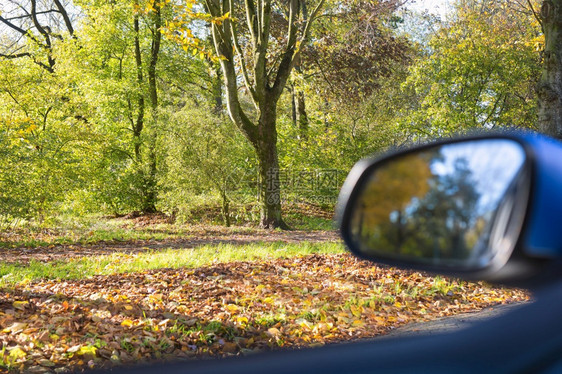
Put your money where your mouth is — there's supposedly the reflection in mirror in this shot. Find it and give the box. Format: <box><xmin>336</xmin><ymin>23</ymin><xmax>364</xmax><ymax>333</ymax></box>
<box><xmin>349</xmin><ymin>140</ymin><xmax>529</xmax><ymax>269</ymax></box>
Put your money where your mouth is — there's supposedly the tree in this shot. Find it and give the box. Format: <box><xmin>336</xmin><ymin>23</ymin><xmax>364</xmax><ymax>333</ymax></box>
<box><xmin>286</xmin><ymin>0</ymin><xmax>411</xmax><ymax>140</ymax></box>
<box><xmin>160</xmin><ymin>105</ymin><xmax>254</xmax><ymax>226</ymax></box>
<box><xmin>537</xmin><ymin>0</ymin><xmax>562</xmax><ymax>138</ymax></box>
<box><xmin>405</xmin><ymin>0</ymin><xmax>541</xmax><ymax>137</ymax></box>
<box><xmin>67</xmin><ymin>0</ymin><xmax>175</xmax><ymax>213</ymax></box>
<box><xmin>408</xmin><ymin>157</ymin><xmax>480</xmax><ymax>260</ymax></box>
<box><xmin>132</xmin><ymin>0</ymin><xmax>163</xmax><ymax>213</ymax></box>
<box><xmin>203</xmin><ymin>0</ymin><xmax>325</xmax><ymax>229</ymax></box>
<box><xmin>303</xmin><ymin>0</ymin><xmax>411</xmax><ymax>104</ymax></box>
<box><xmin>0</xmin><ymin>1</ymin><xmax>101</xmax><ymax>220</ymax></box>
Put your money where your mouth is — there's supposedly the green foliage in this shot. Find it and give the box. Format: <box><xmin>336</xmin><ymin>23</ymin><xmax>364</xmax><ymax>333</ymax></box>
<box><xmin>403</xmin><ymin>0</ymin><xmax>541</xmax><ymax>136</ymax></box>
<box><xmin>277</xmin><ymin>63</ymin><xmax>410</xmax><ymax>174</ymax></box>
<box><xmin>159</xmin><ymin>105</ymin><xmax>255</xmax><ymax>223</ymax></box>
<box><xmin>0</xmin><ymin>55</ymin><xmax>103</xmax><ymax>219</ymax></box>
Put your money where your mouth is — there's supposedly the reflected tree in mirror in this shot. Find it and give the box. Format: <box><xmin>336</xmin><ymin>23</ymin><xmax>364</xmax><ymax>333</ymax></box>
<box><xmin>349</xmin><ymin>140</ymin><xmax>527</xmax><ymax>269</ymax></box>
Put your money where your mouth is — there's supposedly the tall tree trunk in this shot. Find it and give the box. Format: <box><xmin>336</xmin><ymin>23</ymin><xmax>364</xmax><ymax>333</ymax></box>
<box><xmin>296</xmin><ymin>90</ymin><xmax>309</xmax><ymax>139</ymax></box>
<box><xmin>291</xmin><ymin>83</ymin><xmax>297</xmax><ymax>127</ymax></box>
<box><xmin>141</xmin><ymin>0</ymin><xmax>162</xmax><ymax>214</ymax></box>
<box><xmin>255</xmin><ymin>103</ymin><xmax>289</xmax><ymax>229</ymax></box>
<box><xmin>133</xmin><ymin>8</ymin><xmax>145</xmax><ymax>160</ymax></box>
<box><xmin>538</xmin><ymin>0</ymin><xmax>562</xmax><ymax>138</ymax></box>
<box><xmin>212</xmin><ymin>64</ymin><xmax>223</xmax><ymax>115</ymax></box>
<box><xmin>133</xmin><ymin>8</ymin><xmax>156</xmax><ymax>213</ymax></box>
<box><xmin>293</xmin><ymin>53</ymin><xmax>308</xmax><ymax>139</ymax></box>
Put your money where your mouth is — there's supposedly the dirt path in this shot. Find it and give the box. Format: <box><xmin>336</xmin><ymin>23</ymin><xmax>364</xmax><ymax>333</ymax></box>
<box><xmin>0</xmin><ymin>230</ymin><xmax>341</xmax><ymax>264</ymax></box>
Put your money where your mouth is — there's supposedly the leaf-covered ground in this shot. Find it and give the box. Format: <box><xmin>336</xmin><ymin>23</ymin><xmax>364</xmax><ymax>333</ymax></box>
<box><xmin>0</xmin><ymin>252</ymin><xmax>529</xmax><ymax>373</ymax></box>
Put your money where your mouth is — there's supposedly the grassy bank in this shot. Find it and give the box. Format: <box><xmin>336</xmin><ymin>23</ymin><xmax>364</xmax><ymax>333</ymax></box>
<box><xmin>0</xmin><ymin>242</ymin><xmax>344</xmax><ymax>286</ymax></box>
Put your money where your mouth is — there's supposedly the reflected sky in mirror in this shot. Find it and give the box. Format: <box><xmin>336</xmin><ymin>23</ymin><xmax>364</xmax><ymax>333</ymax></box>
<box><xmin>350</xmin><ymin>139</ymin><xmax>527</xmax><ymax>268</ymax></box>
<box><xmin>432</xmin><ymin>141</ymin><xmax>525</xmax><ymax>213</ymax></box>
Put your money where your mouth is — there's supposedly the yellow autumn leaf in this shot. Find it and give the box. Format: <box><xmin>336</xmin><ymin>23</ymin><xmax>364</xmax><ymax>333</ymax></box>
<box><xmin>352</xmin><ymin>319</ymin><xmax>365</xmax><ymax>327</ymax></box>
<box><xmin>350</xmin><ymin>305</ymin><xmax>363</xmax><ymax>318</ymax></box>
<box><xmin>77</xmin><ymin>345</ymin><xmax>97</xmax><ymax>356</ymax></box>
<box><xmin>225</xmin><ymin>304</ymin><xmax>239</xmax><ymax>313</ymax></box>
<box><xmin>121</xmin><ymin>319</ymin><xmax>134</xmax><ymax>328</ymax></box>
<box><xmin>12</xmin><ymin>301</ymin><xmax>28</xmax><ymax>310</ymax></box>
<box><xmin>8</xmin><ymin>346</ymin><xmax>26</xmax><ymax>361</ymax></box>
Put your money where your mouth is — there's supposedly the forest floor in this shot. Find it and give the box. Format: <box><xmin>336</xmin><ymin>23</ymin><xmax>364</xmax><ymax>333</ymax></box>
<box><xmin>0</xmin><ymin>227</ymin><xmax>340</xmax><ymax>264</ymax></box>
<box><xmin>0</xmin><ymin>214</ymin><xmax>530</xmax><ymax>373</ymax></box>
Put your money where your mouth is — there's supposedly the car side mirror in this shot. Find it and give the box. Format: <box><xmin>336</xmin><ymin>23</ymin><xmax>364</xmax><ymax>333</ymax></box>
<box><xmin>337</xmin><ymin>133</ymin><xmax>562</xmax><ymax>286</ymax></box>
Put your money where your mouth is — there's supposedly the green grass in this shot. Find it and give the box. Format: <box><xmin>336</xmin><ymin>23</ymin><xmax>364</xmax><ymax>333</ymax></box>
<box><xmin>0</xmin><ymin>229</ymin><xmax>186</xmax><ymax>249</ymax></box>
<box><xmin>0</xmin><ymin>241</ymin><xmax>345</xmax><ymax>287</ymax></box>
<box><xmin>284</xmin><ymin>215</ymin><xmax>335</xmax><ymax>231</ymax></box>
<box><xmin>0</xmin><ymin>217</ymin><xmax>194</xmax><ymax>249</ymax></box>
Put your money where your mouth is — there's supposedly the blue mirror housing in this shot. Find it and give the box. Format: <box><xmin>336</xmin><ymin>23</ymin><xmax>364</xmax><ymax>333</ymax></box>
<box><xmin>520</xmin><ymin>134</ymin><xmax>562</xmax><ymax>257</ymax></box>
<box><xmin>337</xmin><ymin>131</ymin><xmax>562</xmax><ymax>285</ymax></box>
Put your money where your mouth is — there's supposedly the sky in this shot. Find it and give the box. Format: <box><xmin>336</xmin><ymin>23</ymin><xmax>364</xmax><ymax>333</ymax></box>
<box><xmin>408</xmin><ymin>0</ymin><xmax>452</xmax><ymax>18</ymax></box>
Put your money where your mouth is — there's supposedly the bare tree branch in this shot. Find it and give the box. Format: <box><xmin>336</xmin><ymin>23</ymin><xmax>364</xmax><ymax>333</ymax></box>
<box><xmin>52</xmin><ymin>0</ymin><xmax>75</xmax><ymax>35</ymax></box>
<box><xmin>253</xmin><ymin>0</ymin><xmax>271</xmax><ymax>102</ymax></box>
<box><xmin>30</xmin><ymin>0</ymin><xmax>52</xmax><ymax>43</ymax></box>
<box><xmin>207</xmin><ymin>0</ymin><xmax>258</xmax><ymax>143</ymax></box>
<box><xmin>244</xmin><ymin>0</ymin><xmax>258</xmax><ymax>43</ymax></box>
<box><xmin>0</xmin><ymin>15</ymin><xmax>28</xmax><ymax>35</ymax></box>
<box><xmin>4</xmin><ymin>10</ymin><xmax>58</xmax><ymax>21</ymax></box>
<box><xmin>271</xmin><ymin>0</ymin><xmax>324</xmax><ymax>101</ymax></box>
<box><xmin>0</xmin><ymin>52</ymin><xmax>31</xmax><ymax>59</ymax></box>
<box><xmin>526</xmin><ymin>0</ymin><xmax>543</xmax><ymax>29</ymax></box>
<box><xmin>229</xmin><ymin>0</ymin><xmax>259</xmax><ymax>107</ymax></box>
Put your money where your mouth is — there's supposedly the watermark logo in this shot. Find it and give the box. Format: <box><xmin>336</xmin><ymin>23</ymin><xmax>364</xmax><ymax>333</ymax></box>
<box><xmin>223</xmin><ymin>168</ymin><xmax>343</xmax><ymax>205</ymax></box>
<box><xmin>265</xmin><ymin>168</ymin><xmax>343</xmax><ymax>193</ymax></box>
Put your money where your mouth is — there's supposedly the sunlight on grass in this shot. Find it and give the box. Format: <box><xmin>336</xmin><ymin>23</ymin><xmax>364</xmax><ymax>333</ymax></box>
<box><xmin>0</xmin><ymin>242</ymin><xmax>345</xmax><ymax>286</ymax></box>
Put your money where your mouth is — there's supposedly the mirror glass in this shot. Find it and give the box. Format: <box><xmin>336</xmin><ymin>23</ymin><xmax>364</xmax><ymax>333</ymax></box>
<box><xmin>348</xmin><ymin>139</ymin><xmax>528</xmax><ymax>270</ymax></box>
